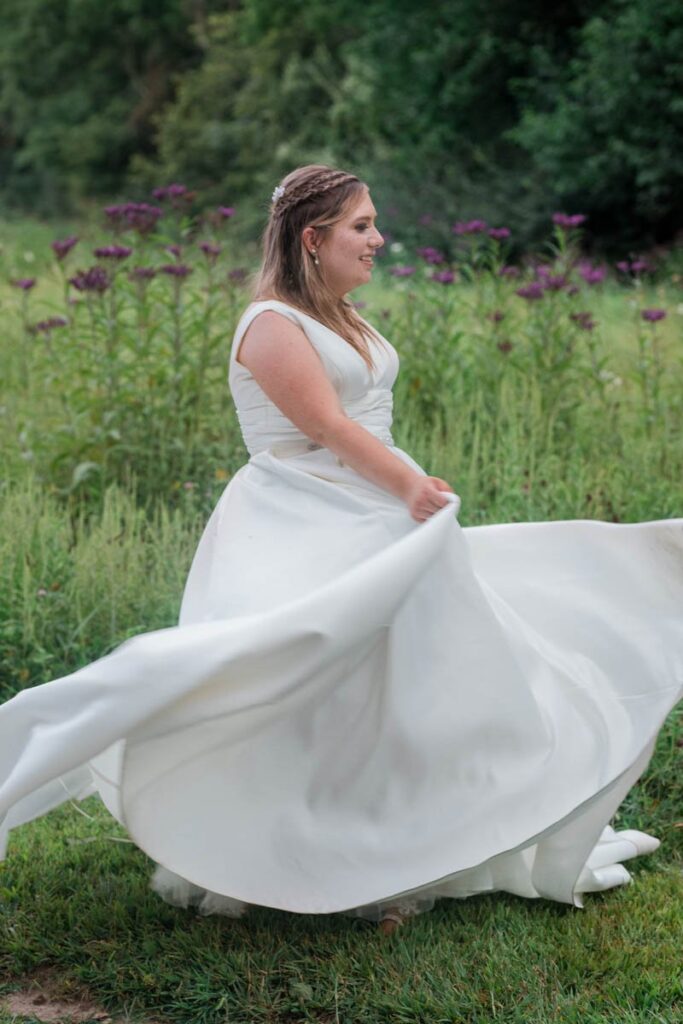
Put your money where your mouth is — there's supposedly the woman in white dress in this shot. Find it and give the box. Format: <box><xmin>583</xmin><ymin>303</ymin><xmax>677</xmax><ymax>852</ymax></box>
<box><xmin>1</xmin><ymin>164</ymin><xmax>681</xmax><ymax>936</ymax></box>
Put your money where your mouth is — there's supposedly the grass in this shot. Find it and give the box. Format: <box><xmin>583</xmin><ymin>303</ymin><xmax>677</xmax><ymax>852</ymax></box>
<box><xmin>1</xmin><ymin>796</ymin><xmax>682</xmax><ymax>1024</ymax></box>
<box><xmin>0</xmin><ymin>216</ymin><xmax>682</xmax><ymax>1022</ymax></box>
<box><xmin>0</xmin><ymin>480</ymin><xmax>203</xmax><ymax>702</ymax></box>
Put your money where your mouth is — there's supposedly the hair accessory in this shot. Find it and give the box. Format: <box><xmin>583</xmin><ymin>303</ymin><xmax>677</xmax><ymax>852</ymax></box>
<box><xmin>271</xmin><ymin>185</ymin><xmax>286</xmax><ymax>205</ymax></box>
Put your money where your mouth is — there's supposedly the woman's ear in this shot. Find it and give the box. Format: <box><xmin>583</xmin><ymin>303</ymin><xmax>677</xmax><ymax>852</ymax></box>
<box><xmin>301</xmin><ymin>225</ymin><xmax>319</xmax><ymax>256</ymax></box>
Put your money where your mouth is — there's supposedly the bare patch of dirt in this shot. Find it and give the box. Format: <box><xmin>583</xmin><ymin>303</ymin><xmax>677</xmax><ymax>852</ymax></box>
<box><xmin>2</xmin><ymin>968</ymin><xmax>167</xmax><ymax>1024</ymax></box>
<box><xmin>2</xmin><ymin>987</ymin><xmax>111</xmax><ymax>1023</ymax></box>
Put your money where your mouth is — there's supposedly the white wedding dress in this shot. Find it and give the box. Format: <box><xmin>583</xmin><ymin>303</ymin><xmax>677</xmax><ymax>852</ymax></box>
<box><xmin>1</xmin><ymin>299</ymin><xmax>682</xmax><ymax>923</ymax></box>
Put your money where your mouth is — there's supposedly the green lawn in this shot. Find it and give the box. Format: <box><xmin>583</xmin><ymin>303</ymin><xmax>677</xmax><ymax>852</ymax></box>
<box><xmin>1</xmin><ymin>793</ymin><xmax>682</xmax><ymax>1024</ymax></box>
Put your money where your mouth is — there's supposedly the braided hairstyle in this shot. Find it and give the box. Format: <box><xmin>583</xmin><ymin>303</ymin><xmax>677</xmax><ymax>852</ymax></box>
<box><xmin>252</xmin><ymin>164</ymin><xmax>382</xmax><ymax>368</ymax></box>
<box><xmin>270</xmin><ymin>167</ymin><xmax>358</xmax><ymax>218</ymax></box>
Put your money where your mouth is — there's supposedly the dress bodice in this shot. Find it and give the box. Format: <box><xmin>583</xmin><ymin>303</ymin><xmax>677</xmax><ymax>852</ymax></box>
<box><xmin>229</xmin><ymin>300</ymin><xmax>399</xmax><ymax>456</ymax></box>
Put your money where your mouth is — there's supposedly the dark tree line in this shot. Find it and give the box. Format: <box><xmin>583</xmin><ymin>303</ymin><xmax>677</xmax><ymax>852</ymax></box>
<box><xmin>1</xmin><ymin>0</ymin><xmax>681</xmax><ymax>251</ymax></box>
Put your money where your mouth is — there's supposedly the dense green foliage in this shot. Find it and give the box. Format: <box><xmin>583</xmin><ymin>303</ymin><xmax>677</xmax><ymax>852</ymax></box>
<box><xmin>1</xmin><ymin>1</ymin><xmax>681</xmax><ymax>251</ymax></box>
<box><xmin>511</xmin><ymin>0</ymin><xmax>683</xmax><ymax>249</ymax></box>
<box><xmin>0</xmin><ymin>0</ymin><xmax>225</xmax><ymax>209</ymax></box>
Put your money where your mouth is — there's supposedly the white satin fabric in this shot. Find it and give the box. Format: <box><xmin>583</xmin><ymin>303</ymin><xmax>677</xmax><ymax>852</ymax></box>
<box><xmin>1</xmin><ymin>299</ymin><xmax>681</xmax><ymax>921</ymax></box>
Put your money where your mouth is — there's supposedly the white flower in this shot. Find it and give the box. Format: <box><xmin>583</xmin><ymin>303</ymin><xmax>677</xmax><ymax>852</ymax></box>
<box><xmin>271</xmin><ymin>185</ymin><xmax>286</xmax><ymax>204</ymax></box>
<box><xmin>389</xmin><ymin>242</ymin><xmax>404</xmax><ymax>254</ymax></box>
<box><xmin>598</xmin><ymin>370</ymin><xmax>623</xmax><ymax>388</ymax></box>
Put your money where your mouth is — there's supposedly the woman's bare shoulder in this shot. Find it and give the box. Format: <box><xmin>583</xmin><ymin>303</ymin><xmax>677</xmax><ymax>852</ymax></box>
<box><xmin>237</xmin><ymin>307</ymin><xmax>314</xmax><ymax>372</ymax></box>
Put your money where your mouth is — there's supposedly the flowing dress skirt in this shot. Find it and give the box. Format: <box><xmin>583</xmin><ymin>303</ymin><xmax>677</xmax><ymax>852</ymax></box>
<box><xmin>1</xmin><ymin>446</ymin><xmax>681</xmax><ymax>917</ymax></box>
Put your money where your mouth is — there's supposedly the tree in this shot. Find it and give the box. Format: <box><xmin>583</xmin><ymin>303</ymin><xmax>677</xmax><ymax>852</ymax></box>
<box><xmin>0</xmin><ymin>0</ymin><xmax>223</xmax><ymax>210</ymax></box>
<box><xmin>510</xmin><ymin>0</ymin><xmax>683</xmax><ymax>247</ymax></box>
<box><xmin>141</xmin><ymin>1</ymin><xmax>600</xmax><ymax>244</ymax></box>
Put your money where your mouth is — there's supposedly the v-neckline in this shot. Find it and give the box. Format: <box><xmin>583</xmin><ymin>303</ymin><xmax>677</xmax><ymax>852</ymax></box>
<box><xmin>248</xmin><ymin>299</ymin><xmax>381</xmax><ymax>386</ymax></box>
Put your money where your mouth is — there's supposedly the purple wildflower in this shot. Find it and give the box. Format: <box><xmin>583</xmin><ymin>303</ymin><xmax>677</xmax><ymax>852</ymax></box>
<box><xmin>578</xmin><ymin>262</ymin><xmax>607</xmax><ymax>285</ymax></box>
<box><xmin>489</xmin><ymin>310</ymin><xmax>506</xmax><ymax>323</ymax></box>
<box><xmin>515</xmin><ymin>282</ymin><xmax>545</xmax><ymax>301</ymax></box>
<box><xmin>565</xmin><ymin>285</ymin><xmax>580</xmax><ymax>297</ymax></box>
<box><xmin>552</xmin><ymin>213</ymin><xmax>587</xmax><ymax>229</ymax></box>
<box><xmin>152</xmin><ymin>183</ymin><xmax>189</xmax><ymax>201</ymax></box>
<box><xmin>497</xmin><ymin>340</ymin><xmax>513</xmax><ymax>355</ymax></box>
<box><xmin>390</xmin><ymin>265</ymin><xmax>416</xmax><ymax>277</ymax></box>
<box><xmin>51</xmin><ymin>236</ymin><xmax>79</xmax><ymax>261</ymax></box>
<box><xmin>641</xmin><ymin>309</ymin><xmax>667</xmax><ymax>322</ymax></box>
<box><xmin>453</xmin><ymin>219</ymin><xmax>487</xmax><ymax>235</ymax></box>
<box><xmin>418</xmin><ymin>214</ymin><xmax>433</xmax><ymax>226</ymax></box>
<box><xmin>431</xmin><ymin>269</ymin><xmax>455</xmax><ymax>285</ymax></box>
<box><xmin>228</xmin><ymin>268</ymin><xmax>248</xmax><ymax>284</ymax></box>
<box><xmin>11</xmin><ymin>278</ymin><xmax>36</xmax><ymax>291</ymax></box>
<box><xmin>128</xmin><ymin>266</ymin><xmax>157</xmax><ymax>282</ymax></box>
<box><xmin>488</xmin><ymin>227</ymin><xmax>511</xmax><ymax>240</ymax></box>
<box><xmin>569</xmin><ymin>311</ymin><xmax>596</xmax><ymax>331</ymax></box>
<box><xmin>617</xmin><ymin>258</ymin><xmax>651</xmax><ymax>275</ymax></box>
<box><xmin>104</xmin><ymin>202</ymin><xmax>163</xmax><ymax>235</ymax></box>
<box><xmin>165</xmin><ymin>244</ymin><xmax>182</xmax><ymax>259</ymax></box>
<box><xmin>93</xmin><ymin>244</ymin><xmax>132</xmax><ymax>260</ymax></box>
<box><xmin>29</xmin><ymin>316</ymin><xmax>68</xmax><ymax>334</ymax></box>
<box><xmin>544</xmin><ymin>274</ymin><xmax>568</xmax><ymax>291</ymax></box>
<box><xmin>199</xmin><ymin>241</ymin><xmax>222</xmax><ymax>262</ymax></box>
<box><xmin>498</xmin><ymin>265</ymin><xmax>520</xmax><ymax>278</ymax></box>
<box><xmin>417</xmin><ymin>246</ymin><xmax>445</xmax><ymax>265</ymax></box>
<box><xmin>217</xmin><ymin>206</ymin><xmax>235</xmax><ymax>219</ymax></box>
<box><xmin>160</xmin><ymin>264</ymin><xmax>193</xmax><ymax>279</ymax></box>
<box><xmin>69</xmin><ymin>267</ymin><xmax>110</xmax><ymax>293</ymax></box>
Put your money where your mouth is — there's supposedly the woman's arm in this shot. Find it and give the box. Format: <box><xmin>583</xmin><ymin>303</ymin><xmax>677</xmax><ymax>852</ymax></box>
<box><xmin>237</xmin><ymin>311</ymin><xmax>454</xmax><ymax>521</ymax></box>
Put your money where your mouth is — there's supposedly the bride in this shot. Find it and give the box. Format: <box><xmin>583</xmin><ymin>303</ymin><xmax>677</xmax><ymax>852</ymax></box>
<box><xmin>1</xmin><ymin>164</ymin><xmax>681</xmax><ymax>936</ymax></box>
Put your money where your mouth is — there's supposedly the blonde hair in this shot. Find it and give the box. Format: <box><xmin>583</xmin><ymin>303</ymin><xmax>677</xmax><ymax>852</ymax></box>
<box><xmin>252</xmin><ymin>164</ymin><xmax>381</xmax><ymax>369</ymax></box>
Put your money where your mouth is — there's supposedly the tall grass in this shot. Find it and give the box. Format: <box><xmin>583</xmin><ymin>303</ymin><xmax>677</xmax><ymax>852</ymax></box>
<box><xmin>0</xmin><ymin>479</ymin><xmax>203</xmax><ymax>701</ymax></box>
<box><xmin>1</xmin><ymin>210</ymin><xmax>681</xmax><ymax>517</ymax></box>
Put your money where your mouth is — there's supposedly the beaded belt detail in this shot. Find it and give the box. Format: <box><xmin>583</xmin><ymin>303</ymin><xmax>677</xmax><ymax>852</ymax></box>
<box><xmin>269</xmin><ymin>439</ymin><xmax>325</xmax><ymax>457</ymax></box>
<box><xmin>268</xmin><ymin>433</ymin><xmax>395</xmax><ymax>459</ymax></box>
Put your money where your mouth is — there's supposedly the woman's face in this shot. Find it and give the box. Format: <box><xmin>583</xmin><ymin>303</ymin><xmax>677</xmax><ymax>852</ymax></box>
<box><xmin>310</xmin><ymin>189</ymin><xmax>384</xmax><ymax>297</ymax></box>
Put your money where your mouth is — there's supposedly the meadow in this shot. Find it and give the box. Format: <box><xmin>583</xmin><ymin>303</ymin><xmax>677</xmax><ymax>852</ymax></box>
<box><xmin>0</xmin><ymin>199</ymin><xmax>681</xmax><ymax>1023</ymax></box>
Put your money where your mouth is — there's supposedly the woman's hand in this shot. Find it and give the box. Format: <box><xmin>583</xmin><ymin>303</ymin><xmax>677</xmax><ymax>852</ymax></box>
<box><xmin>405</xmin><ymin>476</ymin><xmax>455</xmax><ymax>523</ymax></box>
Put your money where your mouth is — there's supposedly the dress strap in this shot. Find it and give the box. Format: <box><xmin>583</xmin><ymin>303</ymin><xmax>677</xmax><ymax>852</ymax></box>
<box><xmin>231</xmin><ymin>301</ymin><xmax>307</xmax><ymax>367</ymax></box>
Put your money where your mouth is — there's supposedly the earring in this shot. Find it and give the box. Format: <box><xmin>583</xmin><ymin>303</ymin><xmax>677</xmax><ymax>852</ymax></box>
<box><xmin>311</xmin><ymin>249</ymin><xmax>319</xmax><ymax>266</ymax></box>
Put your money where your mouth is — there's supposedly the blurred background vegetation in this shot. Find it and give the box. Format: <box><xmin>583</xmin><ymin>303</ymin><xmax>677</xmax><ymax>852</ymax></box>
<box><xmin>0</xmin><ymin>0</ymin><xmax>681</xmax><ymax>254</ymax></box>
